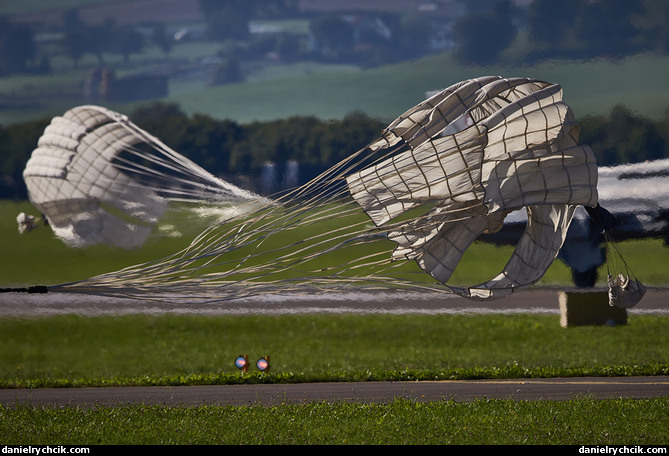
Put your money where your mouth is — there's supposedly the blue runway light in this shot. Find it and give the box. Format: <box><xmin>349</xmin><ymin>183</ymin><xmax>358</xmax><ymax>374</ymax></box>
<box><xmin>256</xmin><ymin>356</ymin><xmax>270</xmax><ymax>372</ymax></box>
<box><xmin>235</xmin><ymin>355</ymin><xmax>249</xmax><ymax>372</ymax></box>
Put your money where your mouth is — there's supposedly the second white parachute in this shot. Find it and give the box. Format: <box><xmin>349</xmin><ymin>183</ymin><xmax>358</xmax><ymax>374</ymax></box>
<box><xmin>23</xmin><ymin>105</ymin><xmax>262</xmax><ymax>248</ymax></box>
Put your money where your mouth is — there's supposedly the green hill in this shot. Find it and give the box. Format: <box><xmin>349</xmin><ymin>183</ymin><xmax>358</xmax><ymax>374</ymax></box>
<box><xmin>167</xmin><ymin>52</ymin><xmax>669</xmax><ymax>124</ymax></box>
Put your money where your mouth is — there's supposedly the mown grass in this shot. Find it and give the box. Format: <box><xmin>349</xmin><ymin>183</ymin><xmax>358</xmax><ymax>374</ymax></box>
<box><xmin>2</xmin><ymin>398</ymin><xmax>668</xmax><ymax>445</ymax></box>
<box><xmin>1</xmin><ymin>313</ymin><xmax>667</xmax><ymax>388</ymax></box>
<box><xmin>10</xmin><ymin>183</ymin><xmax>666</xmax><ymax>388</ymax></box>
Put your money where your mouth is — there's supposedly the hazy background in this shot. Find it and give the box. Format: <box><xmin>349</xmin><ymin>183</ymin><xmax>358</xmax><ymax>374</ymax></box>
<box><xmin>2</xmin><ymin>0</ymin><xmax>669</xmax><ymax>195</ymax></box>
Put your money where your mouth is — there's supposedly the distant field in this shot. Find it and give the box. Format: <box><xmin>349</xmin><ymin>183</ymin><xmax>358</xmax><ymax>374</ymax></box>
<box><xmin>0</xmin><ymin>0</ymin><xmax>109</xmax><ymax>16</ymax></box>
<box><xmin>170</xmin><ymin>52</ymin><xmax>669</xmax><ymax>124</ymax></box>
<box><xmin>2</xmin><ymin>44</ymin><xmax>669</xmax><ymax>126</ymax></box>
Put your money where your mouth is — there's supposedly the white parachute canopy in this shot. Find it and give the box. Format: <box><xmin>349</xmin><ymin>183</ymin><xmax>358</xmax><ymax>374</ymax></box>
<box><xmin>50</xmin><ymin>76</ymin><xmax>599</xmax><ymax>301</ymax></box>
<box><xmin>23</xmin><ymin>105</ymin><xmax>261</xmax><ymax>249</ymax></box>
<box><xmin>346</xmin><ymin>76</ymin><xmax>598</xmax><ymax>298</ymax></box>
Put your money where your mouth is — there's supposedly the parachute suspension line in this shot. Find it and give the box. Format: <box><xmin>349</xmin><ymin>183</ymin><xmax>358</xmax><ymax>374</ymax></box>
<box><xmin>103</xmin><ymin>126</ymin><xmax>243</xmax><ymax>201</ymax></box>
<box><xmin>95</xmin><ymin>104</ymin><xmax>262</xmax><ymax>203</ymax></box>
<box><xmin>281</xmin><ymin>138</ymin><xmax>412</xmax><ymax>212</ymax></box>
<box><xmin>603</xmin><ymin>230</ymin><xmax>636</xmax><ymax>283</ymax></box>
<box><xmin>111</xmin><ymin>152</ymin><xmax>225</xmax><ymax>201</ymax></box>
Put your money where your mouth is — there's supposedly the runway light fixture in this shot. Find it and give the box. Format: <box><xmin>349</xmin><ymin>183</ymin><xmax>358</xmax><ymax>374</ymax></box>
<box><xmin>235</xmin><ymin>355</ymin><xmax>249</xmax><ymax>373</ymax></box>
<box><xmin>256</xmin><ymin>356</ymin><xmax>270</xmax><ymax>372</ymax></box>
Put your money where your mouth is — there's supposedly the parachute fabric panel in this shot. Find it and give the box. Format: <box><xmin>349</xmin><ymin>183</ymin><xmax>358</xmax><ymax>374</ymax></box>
<box><xmin>23</xmin><ymin>105</ymin><xmax>261</xmax><ymax>248</ymax></box>
<box><xmin>346</xmin><ymin>77</ymin><xmax>598</xmax><ymax>298</ymax></box>
<box><xmin>48</xmin><ymin>77</ymin><xmax>599</xmax><ymax>302</ymax></box>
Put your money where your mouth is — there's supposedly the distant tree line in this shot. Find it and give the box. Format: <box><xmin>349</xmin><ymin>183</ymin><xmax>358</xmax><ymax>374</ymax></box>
<box><xmin>0</xmin><ymin>17</ymin><xmax>39</xmax><ymax>75</ymax></box>
<box><xmin>454</xmin><ymin>0</ymin><xmax>669</xmax><ymax>65</ymax></box>
<box><xmin>0</xmin><ymin>0</ymin><xmax>431</xmax><ymax>77</ymax></box>
<box><xmin>1</xmin><ymin>101</ymin><xmax>668</xmax><ymax>200</ymax></box>
<box><xmin>196</xmin><ymin>0</ymin><xmax>669</xmax><ymax>67</ymax></box>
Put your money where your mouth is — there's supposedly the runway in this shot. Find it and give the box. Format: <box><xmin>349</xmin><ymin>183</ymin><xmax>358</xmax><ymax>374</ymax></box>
<box><xmin>1</xmin><ymin>287</ymin><xmax>668</xmax><ymax>316</ymax></box>
<box><xmin>1</xmin><ymin>377</ymin><xmax>668</xmax><ymax>408</ymax></box>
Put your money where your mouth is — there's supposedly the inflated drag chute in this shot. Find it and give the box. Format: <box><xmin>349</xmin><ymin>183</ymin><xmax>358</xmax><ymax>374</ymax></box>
<box><xmin>41</xmin><ymin>77</ymin><xmax>623</xmax><ymax>304</ymax></box>
<box><xmin>23</xmin><ymin>105</ymin><xmax>260</xmax><ymax>248</ymax></box>
<box><xmin>346</xmin><ymin>76</ymin><xmax>598</xmax><ymax>298</ymax></box>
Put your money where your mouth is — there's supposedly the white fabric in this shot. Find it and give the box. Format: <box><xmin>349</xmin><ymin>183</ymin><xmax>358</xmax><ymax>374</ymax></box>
<box><xmin>23</xmin><ymin>105</ymin><xmax>260</xmax><ymax>248</ymax></box>
<box><xmin>347</xmin><ymin>77</ymin><xmax>598</xmax><ymax>298</ymax></box>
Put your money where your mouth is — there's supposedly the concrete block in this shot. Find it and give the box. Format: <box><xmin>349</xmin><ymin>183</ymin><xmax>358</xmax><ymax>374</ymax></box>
<box><xmin>558</xmin><ymin>291</ymin><xmax>627</xmax><ymax>327</ymax></box>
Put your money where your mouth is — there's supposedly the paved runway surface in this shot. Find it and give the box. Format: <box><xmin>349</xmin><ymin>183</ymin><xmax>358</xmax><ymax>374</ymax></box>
<box><xmin>1</xmin><ymin>377</ymin><xmax>668</xmax><ymax>407</ymax></box>
<box><xmin>1</xmin><ymin>287</ymin><xmax>668</xmax><ymax>316</ymax></box>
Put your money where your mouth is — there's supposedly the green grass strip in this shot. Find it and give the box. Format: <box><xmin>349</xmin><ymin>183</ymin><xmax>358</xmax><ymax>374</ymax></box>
<box><xmin>1</xmin><ymin>313</ymin><xmax>667</xmax><ymax>388</ymax></box>
<box><xmin>1</xmin><ymin>398</ymin><xmax>667</xmax><ymax>445</ymax></box>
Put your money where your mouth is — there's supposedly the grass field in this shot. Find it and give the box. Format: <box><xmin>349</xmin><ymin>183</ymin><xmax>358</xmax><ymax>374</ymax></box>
<box><xmin>1</xmin><ymin>313</ymin><xmax>667</xmax><ymax>388</ymax></box>
<box><xmin>169</xmin><ymin>51</ymin><xmax>669</xmax><ymax>124</ymax></box>
<box><xmin>2</xmin><ymin>398</ymin><xmax>667</xmax><ymax>445</ymax></box>
<box><xmin>1</xmin><ymin>197</ymin><xmax>668</xmax><ymax>445</ymax></box>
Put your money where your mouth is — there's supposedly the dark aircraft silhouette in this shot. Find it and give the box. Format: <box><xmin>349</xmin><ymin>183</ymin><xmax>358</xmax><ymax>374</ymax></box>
<box><xmin>482</xmin><ymin>158</ymin><xmax>669</xmax><ymax>287</ymax></box>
